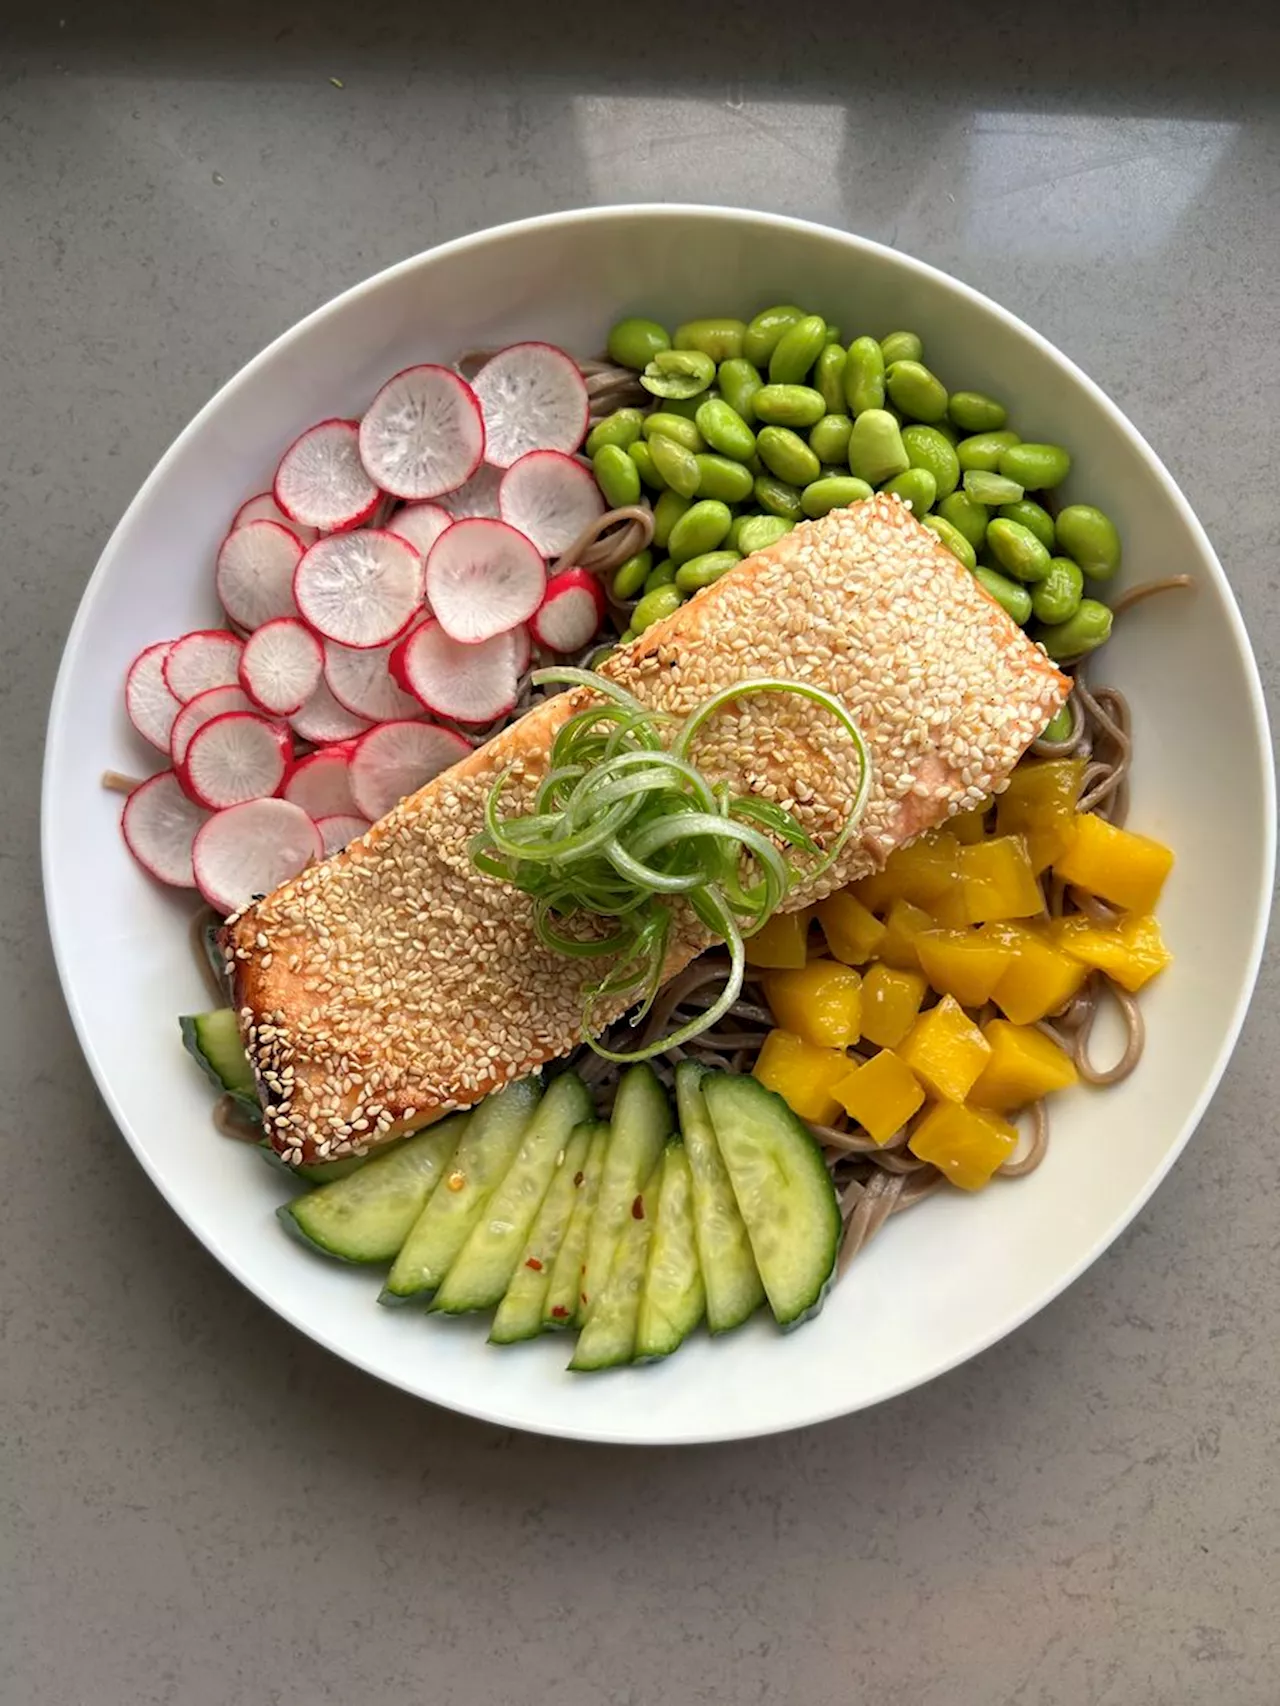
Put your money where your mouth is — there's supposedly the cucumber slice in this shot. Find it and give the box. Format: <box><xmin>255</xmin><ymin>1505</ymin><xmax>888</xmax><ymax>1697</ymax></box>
<box><xmin>259</xmin><ymin>1142</ymin><xmax>375</xmax><ymax>1186</ymax></box>
<box><xmin>636</xmin><ymin>1140</ymin><xmax>705</xmax><ymax>1361</ymax></box>
<box><xmin>675</xmin><ymin>1061</ymin><xmax>765</xmax><ymax>1333</ymax></box>
<box><xmin>542</xmin><ymin>1122</ymin><xmax>609</xmax><ymax>1329</ymax></box>
<box><xmin>569</xmin><ymin>1164</ymin><xmax>661</xmax><ymax>1371</ymax></box>
<box><xmin>431</xmin><ymin>1074</ymin><xmax>593</xmax><ymax>1315</ymax></box>
<box><xmin>489</xmin><ymin>1122</ymin><xmax>595</xmax><ymax>1345</ymax></box>
<box><xmin>180</xmin><ymin>1009</ymin><xmax>258</xmax><ymax>1114</ymax></box>
<box><xmin>580</xmin><ymin>1064</ymin><xmax>672</xmax><ymax>1320</ymax></box>
<box><xmin>278</xmin><ymin>1116</ymin><xmax>466</xmax><ymax>1263</ymax></box>
<box><xmin>380</xmin><ymin>1078</ymin><xmax>541</xmax><ymax>1303</ymax></box>
<box><xmin>701</xmin><ymin>1071</ymin><xmax>841</xmax><ymax>1329</ymax></box>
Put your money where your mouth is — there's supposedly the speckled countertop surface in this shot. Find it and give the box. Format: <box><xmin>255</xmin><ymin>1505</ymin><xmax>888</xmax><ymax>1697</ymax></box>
<box><xmin>3</xmin><ymin>3</ymin><xmax>1279</xmax><ymax>1701</ymax></box>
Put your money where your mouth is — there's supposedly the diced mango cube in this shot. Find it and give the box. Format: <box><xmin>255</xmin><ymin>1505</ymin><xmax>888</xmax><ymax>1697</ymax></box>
<box><xmin>860</xmin><ymin>964</ymin><xmax>928</xmax><ymax>1048</ymax></box>
<box><xmin>752</xmin><ymin>1029</ymin><xmax>850</xmax><ymax>1123</ymax></box>
<box><xmin>957</xmin><ymin>835</ymin><xmax>1044</xmax><ymax>923</ymax></box>
<box><xmin>915</xmin><ymin>927</ymin><xmax>1016</xmax><ymax>1008</ymax></box>
<box><xmin>946</xmin><ymin>804</ymin><xmax>991</xmax><ymax>845</ymax></box>
<box><xmin>1054</xmin><ymin>813</ymin><xmax>1174</xmax><ymax>914</ymax></box>
<box><xmin>996</xmin><ymin>760</ymin><xmax>1086</xmax><ymax>871</ymax></box>
<box><xmin>816</xmin><ymin>890</ymin><xmax>887</xmax><ymax>966</ymax></box>
<box><xmin>764</xmin><ymin>960</ymin><xmax>863</xmax><ymax>1048</ymax></box>
<box><xmin>847</xmin><ymin>833</ymin><xmax>963</xmax><ymax>914</ymax></box>
<box><xmin>909</xmin><ymin>1101</ymin><xmax>1018</xmax><ymax>1190</ymax></box>
<box><xmin>987</xmin><ymin>923</ymin><xmax>1089</xmax><ymax>1024</ymax></box>
<box><xmin>1045</xmin><ymin>912</ymin><xmax>1173</xmax><ymax>993</ymax></box>
<box><xmin>879</xmin><ymin>899</ymin><xmax>938</xmax><ymax>970</ymax></box>
<box><xmin>745</xmin><ymin>908</ymin><xmax>812</xmax><ymax>969</ymax></box>
<box><xmin>832</xmin><ymin>1049</ymin><xmax>924</xmax><ymax>1144</ymax></box>
<box><xmin>971</xmin><ymin>1020</ymin><xmax>1078</xmax><ymax>1111</ymax></box>
<box><xmin>898</xmin><ymin>994</ymin><xmax>992</xmax><ymax>1102</ymax></box>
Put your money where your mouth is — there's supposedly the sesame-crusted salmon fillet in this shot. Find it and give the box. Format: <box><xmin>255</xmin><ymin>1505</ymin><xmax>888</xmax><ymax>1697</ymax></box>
<box><xmin>224</xmin><ymin>496</ymin><xmax>1068</xmax><ymax>1163</ymax></box>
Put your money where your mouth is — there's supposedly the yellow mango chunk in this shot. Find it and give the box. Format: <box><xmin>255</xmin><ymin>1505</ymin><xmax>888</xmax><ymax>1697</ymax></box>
<box><xmin>817</xmin><ymin>890</ymin><xmax>887</xmax><ymax>966</ymax></box>
<box><xmin>860</xmin><ymin>964</ymin><xmax>928</xmax><ymax>1048</ymax></box>
<box><xmin>971</xmin><ymin>1020</ymin><xmax>1078</xmax><ymax>1111</ymax></box>
<box><xmin>832</xmin><ymin>1049</ymin><xmax>924</xmax><ymax>1145</ymax></box>
<box><xmin>745</xmin><ymin>908</ymin><xmax>811</xmax><ymax>969</ymax></box>
<box><xmin>909</xmin><ymin>1101</ymin><xmax>1018</xmax><ymax>1190</ymax></box>
<box><xmin>958</xmin><ymin>835</ymin><xmax>1044</xmax><ymax>923</ymax></box>
<box><xmin>1046</xmin><ymin>912</ymin><xmax>1172</xmax><ymax>993</ymax></box>
<box><xmin>915</xmin><ymin>927</ymin><xmax>1016</xmax><ymax>1008</ymax></box>
<box><xmin>753</xmin><ymin>1029</ymin><xmax>849</xmax><ymax>1123</ymax></box>
<box><xmin>848</xmin><ymin>833</ymin><xmax>963</xmax><ymax>914</ymax></box>
<box><xmin>879</xmin><ymin>898</ymin><xmax>938</xmax><ymax>970</ymax></box>
<box><xmin>1054</xmin><ymin>813</ymin><xmax>1174</xmax><ymax>913</ymax></box>
<box><xmin>898</xmin><ymin>994</ymin><xmax>992</xmax><ymax>1102</ymax></box>
<box><xmin>996</xmin><ymin>759</ymin><xmax>1086</xmax><ymax>871</ymax></box>
<box><xmin>987</xmin><ymin>923</ymin><xmax>1089</xmax><ymax>1024</ymax></box>
<box><xmin>764</xmin><ymin>960</ymin><xmax>863</xmax><ymax>1048</ymax></box>
<box><xmin>946</xmin><ymin>804</ymin><xmax>990</xmax><ymax>845</ymax></box>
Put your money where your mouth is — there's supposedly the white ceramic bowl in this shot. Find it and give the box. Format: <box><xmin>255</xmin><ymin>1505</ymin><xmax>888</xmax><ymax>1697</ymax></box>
<box><xmin>44</xmin><ymin>207</ymin><xmax>1274</xmax><ymax>1443</ymax></box>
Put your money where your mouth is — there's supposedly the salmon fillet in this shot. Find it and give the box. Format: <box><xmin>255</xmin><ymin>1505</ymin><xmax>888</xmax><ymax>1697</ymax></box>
<box><xmin>223</xmin><ymin>496</ymin><xmax>1068</xmax><ymax>1163</ymax></box>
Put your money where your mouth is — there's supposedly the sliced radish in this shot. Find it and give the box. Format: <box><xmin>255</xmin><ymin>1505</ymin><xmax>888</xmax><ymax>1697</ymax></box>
<box><xmin>125</xmin><ymin>641</ymin><xmax>181</xmax><ymax>753</ymax></box>
<box><xmin>358</xmin><ymin>365</ymin><xmax>485</xmax><ymax>499</ymax></box>
<box><xmin>289</xmin><ymin>678</ymin><xmax>373</xmax><ymax>745</ymax></box>
<box><xmin>293</xmin><ymin>529</ymin><xmax>424</xmax><ymax>649</ymax></box>
<box><xmin>181</xmin><ymin>711</ymin><xmax>292</xmax><ymax>809</ymax></box>
<box><xmin>471</xmin><ymin>343</ymin><xmax>590</xmax><ymax>468</ymax></box>
<box><xmin>215</xmin><ymin>520</ymin><xmax>304</xmax><ymax>631</ymax></box>
<box><xmin>435</xmin><ymin>462</ymin><xmax>504</xmax><ymax>520</ymax></box>
<box><xmin>511</xmin><ymin>623</ymin><xmax>532</xmax><ymax>674</ymax></box>
<box><xmin>283</xmin><ymin>746</ymin><xmax>359</xmax><ymax>818</ymax></box>
<box><xmin>193</xmin><ymin>798</ymin><xmax>322</xmax><ymax>915</ymax></box>
<box><xmin>425</xmin><ymin>518</ymin><xmax>545</xmax><ymax>644</ymax></box>
<box><xmin>349</xmin><ymin>720</ymin><xmax>470</xmax><ymax>821</ymax></box>
<box><xmin>121</xmin><ymin>771</ymin><xmax>210</xmax><ymax>887</ymax></box>
<box><xmin>391</xmin><ymin>620</ymin><xmax>519</xmax><ymax>725</ymax></box>
<box><xmin>232</xmin><ymin>490</ymin><xmax>318</xmax><ymax>545</ymax></box>
<box><xmin>323</xmin><ymin>637</ymin><xmax>421</xmax><ymax>722</ymax></box>
<box><xmin>163</xmin><ymin>630</ymin><xmax>245</xmax><ymax>702</ymax></box>
<box><xmin>239</xmin><ymin>618</ymin><xmax>324</xmax><ymax>716</ymax></box>
<box><xmin>385</xmin><ymin>501</ymin><xmax>452</xmax><ymax>559</ymax></box>
<box><xmin>274</xmin><ymin>418</ymin><xmax>380</xmax><ymax>534</ymax></box>
<box><xmin>315</xmin><ymin>813</ymin><xmax>372</xmax><ymax>857</ymax></box>
<box><xmin>499</xmin><ymin>450</ymin><xmax>605</xmax><ymax>557</ymax></box>
<box><xmin>171</xmin><ymin>684</ymin><xmax>258</xmax><ymax>766</ymax></box>
<box><xmin>529</xmin><ymin>566</ymin><xmax>607</xmax><ymax>654</ymax></box>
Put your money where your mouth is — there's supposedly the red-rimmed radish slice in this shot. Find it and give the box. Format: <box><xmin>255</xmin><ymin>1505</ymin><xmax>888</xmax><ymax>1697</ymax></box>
<box><xmin>239</xmin><ymin>618</ymin><xmax>324</xmax><ymax>716</ymax></box>
<box><xmin>274</xmin><ymin>418</ymin><xmax>380</xmax><ymax>534</ymax></box>
<box><xmin>529</xmin><ymin>566</ymin><xmax>607</xmax><ymax>654</ymax></box>
<box><xmin>163</xmin><ymin>629</ymin><xmax>245</xmax><ymax>702</ymax></box>
<box><xmin>358</xmin><ymin>365</ymin><xmax>485</xmax><ymax>499</ymax></box>
<box><xmin>323</xmin><ymin>637</ymin><xmax>421</xmax><ymax>723</ymax></box>
<box><xmin>390</xmin><ymin>620</ymin><xmax>519</xmax><ymax>725</ymax></box>
<box><xmin>125</xmin><ymin>640</ymin><xmax>181</xmax><ymax>752</ymax></box>
<box><xmin>288</xmin><ymin>678</ymin><xmax>372</xmax><ymax>745</ymax></box>
<box><xmin>193</xmin><ymin>798</ymin><xmax>321</xmax><ymax>915</ymax></box>
<box><xmin>499</xmin><ymin>450</ymin><xmax>605</xmax><ymax>557</ymax></box>
<box><xmin>215</xmin><ymin>520</ymin><xmax>304</xmax><ymax>631</ymax></box>
<box><xmin>385</xmin><ymin>501</ymin><xmax>452</xmax><ymax>559</ymax></box>
<box><xmin>471</xmin><ymin>343</ymin><xmax>589</xmax><ymax>468</ymax></box>
<box><xmin>232</xmin><ymin>490</ymin><xmax>318</xmax><ymax>544</ymax></box>
<box><xmin>435</xmin><ymin>462</ymin><xmax>503</xmax><ymax>519</ymax></box>
<box><xmin>349</xmin><ymin>720</ymin><xmax>470</xmax><ymax>821</ymax></box>
<box><xmin>425</xmin><ymin>518</ymin><xmax>545</xmax><ymax>644</ymax></box>
<box><xmin>511</xmin><ymin>623</ymin><xmax>532</xmax><ymax>674</ymax></box>
<box><xmin>180</xmin><ymin>711</ymin><xmax>291</xmax><ymax>809</ymax></box>
<box><xmin>171</xmin><ymin>684</ymin><xmax>257</xmax><ymax>766</ymax></box>
<box><xmin>293</xmin><ymin>529</ymin><xmax>424</xmax><ymax>649</ymax></box>
<box><xmin>315</xmin><ymin>813</ymin><xmax>372</xmax><ymax>857</ymax></box>
<box><xmin>283</xmin><ymin>746</ymin><xmax>358</xmax><ymax>818</ymax></box>
<box><xmin>121</xmin><ymin>770</ymin><xmax>211</xmax><ymax>887</ymax></box>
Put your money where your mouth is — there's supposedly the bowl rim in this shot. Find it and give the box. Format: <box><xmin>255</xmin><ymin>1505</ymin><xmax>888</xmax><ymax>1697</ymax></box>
<box><xmin>43</xmin><ymin>204</ymin><xmax>1276</xmax><ymax>1443</ymax></box>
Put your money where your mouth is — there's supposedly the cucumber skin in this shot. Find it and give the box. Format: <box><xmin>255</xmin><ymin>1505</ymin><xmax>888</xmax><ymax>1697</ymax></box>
<box><xmin>180</xmin><ymin>1010</ymin><xmax>259</xmax><ymax>1119</ymax></box>
<box><xmin>674</xmin><ymin>1061</ymin><xmax>765</xmax><ymax>1335</ymax></box>
<box><xmin>579</xmin><ymin>1065</ymin><xmax>672</xmax><ymax>1321</ymax></box>
<box><xmin>569</xmin><ymin>1168</ymin><xmax>660</xmax><ymax>1372</ymax></box>
<box><xmin>634</xmin><ymin>1141</ymin><xmax>705</xmax><ymax>1363</ymax></box>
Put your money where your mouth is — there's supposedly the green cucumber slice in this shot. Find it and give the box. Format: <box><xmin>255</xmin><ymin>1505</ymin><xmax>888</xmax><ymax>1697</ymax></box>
<box><xmin>542</xmin><ymin>1123</ymin><xmax>609</xmax><ymax>1329</ymax></box>
<box><xmin>431</xmin><ymin>1074</ymin><xmax>593</xmax><ymax>1315</ymax></box>
<box><xmin>636</xmin><ymin>1140</ymin><xmax>705</xmax><ymax>1361</ymax></box>
<box><xmin>180</xmin><ymin>1009</ymin><xmax>258</xmax><ymax>1115</ymax></box>
<box><xmin>569</xmin><ymin>1164</ymin><xmax>660</xmax><ymax>1371</ymax></box>
<box><xmin>259</xmin><ymin>1142</ymin><xmax>374</xmax><ymax>1186</ymax></box>
<box><xmin>580</xmin><ymin>1064</ymin><xmax>672</xmax><ymax>1320</ymax></box>
<box><xmin>701</xmin><ymin>1071</ymin><xmax>841</xmax><ymax>1329</ymax></box>
<box><xmin>675</xmin><ymin>1061</ymin><xmax>765</xmax><ymax>1333</ymax></box>
<box><xmin>278</xmin><ymin>1116</ymin><xmax>466</xmax><ymax>1263</ymax></box>
<box><xmin>489</xmin><ymin>1122</ymin><xmax>595</xmax><ymax>1345</ymax></box>
<box><xmin>380</xmin><ymin>1078</ymin><xmax>541</xmax><ymax>1304</ymax></box>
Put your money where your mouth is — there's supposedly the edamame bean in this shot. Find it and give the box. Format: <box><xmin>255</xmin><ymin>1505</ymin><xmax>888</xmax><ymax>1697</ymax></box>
<box><xmin>881</xmin><ymin>466</ymin><xmax>938</xmax><ymax>514</ymax></box>
<box><xmin>801</xmin><ymin>475</ymin><xmax>873</xmax><ymax>518</ymax></box>
<box><xmin>612</xmin><ymin>549</ymin><xmax>653</xmax><ymax>600</ymax></box>
<box><xmin>652</xmin><ymin>490</ymin><xmax>692</xmax><ymax>548</ymax></box>
<box><xmin>644</xmin><ymin>560</ymin><xmax>677</xmax><ymax>591</ymax></box>
<box><xmin>674</xmin><ymin>318</ymin><xmax>747</xmax><ymax>362</ymax></box>
<box><xmin>1055</xmin><ymin>504</ymin><xmax>1122</xmax><ymax>582</ymax></box>
<box><xmin>668</xmin><ymin>499</ymin><xmax>733</xmax><ymax>566</ymax></box>
<box><xmin>814</xmin><ymin>343</ymin><xmax>848</xmax><ymax>415</ymax></box>
<box><xmin>586</xmin><ymin>408</ymin><xmax>645</xmax><ymax>457</ymax></box>
<box><xmin>957</xmin><ymin>430</ymin><xmax>1021</xmax><ymax>472</ymax></box>
<box><xmin>631</xmin><ymin>583</ymin><xmax>684</xmax><ymax>633</ymax></box>
<box><xmin>1031</xmin><ymin>557</ymin><xmax>1085</xmax><ymax>624</ymax></box>
<box><xmin>964</xmin><ymin>469</ymin><xmax>1024</xmax><ymax>506</ymax></box>
<box><xmin>659</xmin><ymin>392</ymin><xmax>713</xmax><ymax>421</ymax></box>
<box><xmin>948</xmin><ymin>391</ymin><xmax>1008</xmax><ymax>434</ymax></box>
<box><xmin>987</xmin><ymin>517</ymin><xmax>1052</xmax><ymax>583</ymax></box>
<box><xmin>933</xmin><ymin>418</ymin><xmax>960</xmax><ymax>445</ymax></box>
<box><xmin>641</xmin><ymin>348</ymin><xmax>716</xmax><ymax>401</ymax></box>
<box><xmin>731</xmin><ymin>513</ymin><xmax>793</xmax><ymax>554</ymax></box>
<box><xmin>647</xmin><ymin>433</ymin><xmax>701</xmax><ymax>497</ymax></box>
<box><xmin>999</xmin><ymin>441</ymin><xmax>1071</xmax><ymax>491</ymax></box>
<box><xmin>880</xmin><ymin>331</ymin><xmax>923</xmax><ymax>366</ymax></box>
<box><xmin>628</xmin><ymin>440</ymin><xmax>666</xmax><ymax>490</ymax></box>
<box><xmin>618</xmin><ymin>627</ymin><xmax>637</xmax><ymax>644</ymax></box>
<box><xmin>743</xmin><ymin>304</ymin><xmax>806</xmax><ymax>368</ymax></box>
<box><xmin>642</xmin><ymin>412</ymin><xmax>705</xmax><ymax>453</ymax></box>
<box><xmin>717</xmin><ymin>358</ymin><xmax>763</xmax><ymax>423</ymax></box>
<box><xmin>695</xmin><ymin>453</ymin><xmax>755</xmax><ymax>503</ymax></box>
<box><xmin>674</xmin><ymin>550</ymin><xmax>742</xmax><ymax>593</ymax></box>
<box><xmin>937</xmin><ymin>490</ymin><xmax>990</xmax><ymax>551</ymax></box>
<box><xmin>921</xmin><ymin>514</ymin><xmax>977</xmax><ymax>571</ymax></box>
<box><xmin>754</xmin><ymin>473</ymin><xmax>805</xmax><ymax>521</ymax></box>
<box><xmin>757</xmin><ymin>425</ymin><xmax>820</xmax><ymax>487</ymax></box>
<box><xmin>823</xmin><ymin>323</ymin><xmax>842</xmax><ymax>345</ymax></box>
<box><xmin>809</xmin><ymin>413</ymin><xmax>854</xmax><ymax>464</ymax></box>
<box><xmin>843</xmin><ymin>336</ymin><xmax>885</xmax><ymax>415</ymax></box>
<box><xmin>847</xmin><ymin>408</ymin><xmax>910</xmax><ymax>485</ymax></box>
<box><xmin>885</xmin><ymin>359</ymin><xmax>949</xmax><ymax>424</ymax></box>
<box><xmin>769</xmin><ymin>314</ymin><xmax>827</xmax><ymax>385</ymax></box>
<box><xmin>592</xmin><ymin>444</ymin><xmax>642</xmax><ymax>508</ymax></box>
<box><xmin>695</xmin><ymin>397</ymin><xmax>756</xmax><ymax>462</ymax></box>
<box><xmin>1035</xmin><ymin>598</ymin><xmax>1114</xmax><ymax>659</ymax></box>
<box><xmin>752</xmin><ymin>384</ymin><xmax>827</xmax><ymax>428</ymax></box>
<box><xmin>901</xmin><ymin>424</ymin><xmax>961</xmax><ymax>500</ymax></box>
<box><xmin>974</xmin><ymin>566</ymin><xmax>1033</xmax><ymax>625</ymax></box>
<box><xmin>607</xmin><ymin>317</ymin><xmax>670</xmax><ymax>371</ymax></box>
<box><xmin>1039</xmin><ymin>703</ymin><xmax>1074</xmax><ymax>743</ymax></box>
<box><xmin>998</xmin><ymin>499</ymin><xmax>1055</xmax><ymax>553</ymax></box>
